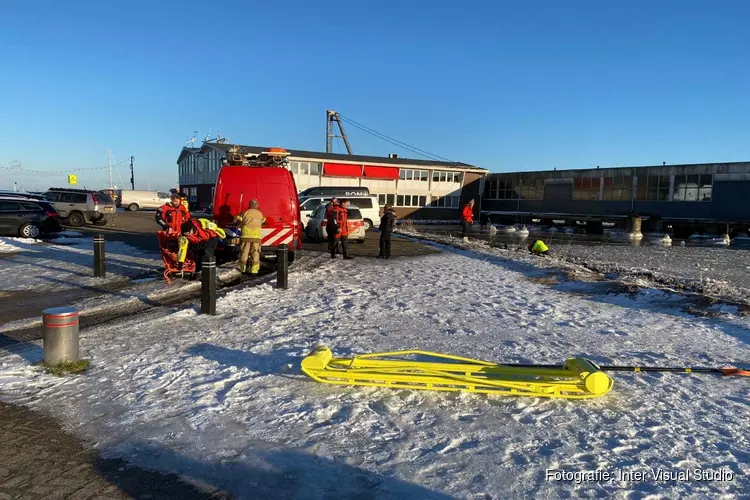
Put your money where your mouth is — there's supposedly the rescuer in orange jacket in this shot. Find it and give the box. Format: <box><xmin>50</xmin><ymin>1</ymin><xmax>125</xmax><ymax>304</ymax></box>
<box><xmin>330</xmin><ymin>199</ymin><xmax>353</xmax><ymax>260</ymax></box>
<box><xmin>156</xmin><ymin>193</ymin><xmax>191</xmax><ymax>234</ymax></box>
<box><xmin>177</xmin><ymin>218</ymin><xmax>225</xmax><ymax>273</ymax></box>
<box><xmin>461</xmin><ymin>199</ymin><xmax>475</xmax><ymax>242</ymax></box>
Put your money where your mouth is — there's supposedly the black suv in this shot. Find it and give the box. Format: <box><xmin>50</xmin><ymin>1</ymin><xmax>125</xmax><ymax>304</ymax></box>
<box><xmin>42</xmin><ymin>188</ymin><xmax>117</xmax><ymax>227</ymax></box>
<box><xmin>0</xmin><ymin>195</ymin><xmax>63</xmax><ymax>238</ymax></box>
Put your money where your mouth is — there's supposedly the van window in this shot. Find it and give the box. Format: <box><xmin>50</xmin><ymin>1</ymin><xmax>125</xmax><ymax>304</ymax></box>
<box><xmin>347</xmin><ymin>208</ymin><xmax>363</xmax><ymax>219</ymax></box>
<box><xmin>158</xmin><ymin>192</ymin><xmax>170</xmax><ymax>199</ymax></box>
<box><xmin>43</xmin><ymin>192</ymin><xmax>59</xmax><ymax>202</ymax></box>
<box><xmin>301</xmin><ymin>198</ymin><xmax>323</xmax><ymax>210</ymax></box>
<box><xmin>351</xmin><ymin>198</ymin><xmax>372</xmax><ymax>209</ymax></box>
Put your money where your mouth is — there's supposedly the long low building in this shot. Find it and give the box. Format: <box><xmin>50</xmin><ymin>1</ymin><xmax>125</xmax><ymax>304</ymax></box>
<box><xmin>177</xmin><ymin>142</ymin><xmax>487</xmax><ymax>219</ymax></box>
<box><xmin>482</xmin><ymin>161</ymin><xmax>750</xmax><ymax>230</ymax></box>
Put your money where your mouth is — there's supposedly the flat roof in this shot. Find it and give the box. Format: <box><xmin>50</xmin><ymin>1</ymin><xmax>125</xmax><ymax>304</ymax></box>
<box><xmin>178</xmin><ymin>143</ymin><xmax>486</xmax><ymax>172</ymax></box>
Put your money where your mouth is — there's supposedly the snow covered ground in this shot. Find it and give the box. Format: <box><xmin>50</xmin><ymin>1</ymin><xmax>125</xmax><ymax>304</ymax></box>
<box><xmin>405</xmin><ymin>228</ymin><xmax>750</xmax><ymax>305</ymax></box>
<box><xmin>1</xmin><ymin>246</ymin><xmax>749</xmax><ymax>498</ymax></box>
<box><xmin>0</xmin><ymin>233</ymin><xmax>161</xmax><ymax>293</ymax></box>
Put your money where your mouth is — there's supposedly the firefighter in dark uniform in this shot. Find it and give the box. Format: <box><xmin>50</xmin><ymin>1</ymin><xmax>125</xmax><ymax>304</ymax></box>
<box><xmin>379</xmin><ymin>204</ymin><xmax>396</xmax><ymax>259</ymax></box>
<box><xmin>156</xmin><ymin>193</ymin><xmax>191</xmax><ymax>234</ymax></box>
<box><xmin>177</xmin><ymin>218</ymin><xmax>226</xmax><ymax>273</ymax></box>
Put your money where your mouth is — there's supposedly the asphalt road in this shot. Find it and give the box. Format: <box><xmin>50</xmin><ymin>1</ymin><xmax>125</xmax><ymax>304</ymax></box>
<box><xmin>78</xmin><ymin>210</ymin><xmax>440</xmax><ymax>258</ymax></box>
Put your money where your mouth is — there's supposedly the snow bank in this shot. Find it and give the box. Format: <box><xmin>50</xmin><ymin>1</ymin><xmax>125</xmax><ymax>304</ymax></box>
<box><xmin>1</xmin><ymin>251</ymin><xmax>748</xmax><ymax>498</ymax></box>
<box><xmin>0</xmin><ymin>237</ymin><xmax>43</xmax><ymax>254</ymax></box>
<box><xmin>0</xmin><ymin>237</ymin><xmax>161</xmax><ymax>292</ymax></box>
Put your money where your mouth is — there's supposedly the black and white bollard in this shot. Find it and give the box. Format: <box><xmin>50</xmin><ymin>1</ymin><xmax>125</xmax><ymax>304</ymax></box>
<box><xmin>276</xmin><ymin>244</ymin><xmax>288</xmax><ymax>290</ymax></box>
<box><xmin>42</xmin><ymin>307</ymin><xmax>80</xmax><ymax>366</ymax></box>
<box><xmin>93</xmin><ymin>234</ymin><xmax>106</xmax><ymax>278</ymax></box>
<box><xmin>201</xmin><ymin>254</ymin><xmax>217</xmax><ymax>315</ymax></box>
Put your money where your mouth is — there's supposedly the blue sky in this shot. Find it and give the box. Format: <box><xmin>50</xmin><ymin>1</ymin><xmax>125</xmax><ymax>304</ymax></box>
<box><xmin>1</xmin><ymin>0</ymin><xmax>749</xmax><ymax>191</ymax></box>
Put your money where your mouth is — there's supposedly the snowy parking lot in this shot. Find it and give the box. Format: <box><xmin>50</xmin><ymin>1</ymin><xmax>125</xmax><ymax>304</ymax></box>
<box><xmin>0</xmin><ymin>242</ymin><xmax>749</xmax><ymax>498</ymax></box>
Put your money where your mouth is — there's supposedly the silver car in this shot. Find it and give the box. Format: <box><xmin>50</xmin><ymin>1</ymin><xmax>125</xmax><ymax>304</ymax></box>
<box><xmin>42</xmin><ymin>188</ymin><xmax>117</xmax><ymax>227</ymax></box>
<box><xmin>304</xmin><ymin>205</ymin><xmax>366</xmax><ymax>243</ymax></box>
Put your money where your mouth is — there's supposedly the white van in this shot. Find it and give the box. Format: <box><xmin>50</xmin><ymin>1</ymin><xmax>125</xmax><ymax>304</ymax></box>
<box><xmin>119</xmin><ymin>190</ymin><xmax>172</xmax><ymax>211</ymax></box>
<box><xmin>299</xmin><ymin>195</ymin><xmax>380</xmax><ymax>231</ymax></box>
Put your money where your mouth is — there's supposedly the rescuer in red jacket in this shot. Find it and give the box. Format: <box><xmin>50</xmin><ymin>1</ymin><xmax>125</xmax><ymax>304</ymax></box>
<box><xmin>156</xmin><ymin>193</ymin><xmax>191</xmax><ymax>234</ymax></box>
<box><xmin>461</xmin><ymin>199</ymin><xmax>475</xmax><ymax>242</ymax></box>
<box><xmin>177</xmin><ymin>218</ymin><xmax>225</xmax><ymax>273</ymax></box>
<box><xmin>330</xmin><ymin>199</ymin><xmax>353</xmax><ymax>260</ymax></box>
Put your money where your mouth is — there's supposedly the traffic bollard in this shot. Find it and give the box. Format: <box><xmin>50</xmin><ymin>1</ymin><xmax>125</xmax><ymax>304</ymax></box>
<box><xmin>42</xmin><ymin>307</ymin><xmax>80</xmax><ymax>366</ymax></box>
<box><xmin>93</xmin><ymin>234</ymin><xmax>106</xmax><ymax>278</ymax></box>
<box><xmin>276</xmin><ymin>244</ymin><xmax>288</xmax><ymax>289</ymax></box>
<box><xmin>201</xmin><ymin>254</ymin><xmax>217</xmax><ymax>315</ymax></box>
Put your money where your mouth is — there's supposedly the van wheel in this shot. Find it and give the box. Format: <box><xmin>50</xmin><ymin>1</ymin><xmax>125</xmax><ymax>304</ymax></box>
<box><xmin>68</xmin><ymin>212</ymin><xmax>85</xmax><ymax>227</ymax></box>
<box><xmin>128</xmin><ymin>203</ymin><xmax>139</xmax><ymax>211</ymax></box>
<box><xmin>363</xmin><ymin>219</ymin><xmax>373</xmax><ymax>231</ymax></box>
<box><xmin>356</xmin><ymin>239</ymin><xmax>365</xmax><ymax>244</ymax></box>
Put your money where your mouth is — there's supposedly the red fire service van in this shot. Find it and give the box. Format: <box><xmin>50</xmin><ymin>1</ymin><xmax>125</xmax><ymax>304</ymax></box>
<box><xmin>212</xmin><ymin>147</ymin><xmax>302</xmax><ymax>263</ymax></box>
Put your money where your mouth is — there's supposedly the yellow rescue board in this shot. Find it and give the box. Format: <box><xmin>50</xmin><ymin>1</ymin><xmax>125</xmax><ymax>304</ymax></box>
<box><xmin>301</xmin><ymin>346</ymin><xmax>613</xmax><ymax>400</ymax></box>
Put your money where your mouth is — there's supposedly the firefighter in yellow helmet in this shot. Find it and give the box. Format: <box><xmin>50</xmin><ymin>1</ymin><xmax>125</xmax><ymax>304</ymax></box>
<box><xmin>234</xmin><ymin>199</ymin><xmax>266</xmax><ymax>274</ymax></box>
<box><xmin>528</xmin><ymin>239</ymin><xmax>549</xmax><ymax>256</ymax></box>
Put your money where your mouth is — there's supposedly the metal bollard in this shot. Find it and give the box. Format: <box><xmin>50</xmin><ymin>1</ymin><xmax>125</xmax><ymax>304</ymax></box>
<box><xmin>93</xmin><ymin>234</ymin><xmax>106</xmax><ymax>278</ymax></box>
<box><xmin>200</xmin><ymin>254</ymin><xmax>217</xmax><ymax>315</ymax></box>
<box><xmin>276</xmin><ymin>244</ymin><xmax>288</xmax><ymax>289</ymax></box>
<box><xmin>42</xmin><ymin>307</ymin><xmax>80</xmax><ymax>366</ymax></box>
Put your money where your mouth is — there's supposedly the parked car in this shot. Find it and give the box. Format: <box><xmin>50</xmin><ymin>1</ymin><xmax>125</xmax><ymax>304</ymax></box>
<box><xmin>299</xmin><ymin>195</ymin><xmax>380</xmax><ymax>231</ymax></box>
<box><xmin>118</xmin><ymin>190</ymin><xmax>172</xmax><ymax>211</ymax></box>
<box><xmin>0</xmin><ymin>196</ymin><xmax>63</xmax><ymax>238</ymax></box>
<box><xmin>304</xmin><ymin>205</ymin><xmax>366</xmax><ymax>244</ymax></box>
<box><xmin>42</xmin><ymin>188</ymin><xmax>117</xmax><ymax>227</ymax></box>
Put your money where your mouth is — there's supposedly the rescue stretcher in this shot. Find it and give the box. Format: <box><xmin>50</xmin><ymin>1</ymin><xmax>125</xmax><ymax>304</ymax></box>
<box><xmin>301</xmin><ymin>346</ymin><xmax>614</xmax><ymax>400</ymax></box>
<box><xmin>157</xmin><ymin>230</ymin><xmax>196</xmax><ymax>282</ymax></box>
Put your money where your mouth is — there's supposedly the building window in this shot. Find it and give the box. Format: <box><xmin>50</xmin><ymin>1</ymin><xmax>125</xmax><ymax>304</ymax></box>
<box><xmin>636</xmin><ymin>175</ymin><xmax>670</xmax><ymax>201</ymax></box>
<box><xmin>394</xmin><ymin>194</ymin><xmax>429</xmax><ymax>207</ymax></box>
<box><xmin>289</xmin><ymin>162</ymin><xmax>299</xmax><ymax>174</ymax></box>
<box><xmin>483</xmin><ymin>178</ymin><xmax>518</xmax><ymax>200</ymax></box>
<box><xmin>432</xmin><ymin>171</ymin><xmax>462</xmax><ymax>183</ymax></box>
<box><xmin>400</xmin><ymin>169</ymin><xmax>429</xmax><ymax>181</ymax></box>
<box><xmin>674</xmin><ymin>174</ymin><xmax>712</xmax><ymax>201</ymax></box>
<box><xmin>429</xmin><ymin>195</ymin><xmax>460</xmax><ymax>208</ymax></box>
<box><xmin>573</xmin><ymin>177</ymin><xmax>601</xmax><ymax>200</ymax></box>
<box><xmin>520</xmin><ymin>178</ymin><xmax>544</xmax><ymax>200</ymax></box>
<box><xmin>602</xmin><ymin>176</ymin><xmax>633</xmax><ymax>201</ymax></box>
<box><xmin>309</xmin><ymin>162</ymin><xmax>321</xmax><ymax>176</ymax></box>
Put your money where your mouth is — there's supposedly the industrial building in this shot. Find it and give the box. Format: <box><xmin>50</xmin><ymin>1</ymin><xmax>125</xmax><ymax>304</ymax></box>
<box><xmin>481</xmin><ymin>161</ymin><xmax>750</xmax><ymax>235</ymax></box>
<box><xmin>177</xmin><ymin>142</ymin><xmax>487</xmax><ymax>220</ymax></box>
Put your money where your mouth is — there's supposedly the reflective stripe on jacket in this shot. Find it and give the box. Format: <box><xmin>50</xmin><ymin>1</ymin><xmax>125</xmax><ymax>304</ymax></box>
<box><xmin>531</xmin><ymin>240</ymin><xmax>549</xmax><ymax>253</ymax></box>
<box><xmin>235</xmin><ymin>208</ymin><xmax>266</xmax><ymax>240</ymax></box>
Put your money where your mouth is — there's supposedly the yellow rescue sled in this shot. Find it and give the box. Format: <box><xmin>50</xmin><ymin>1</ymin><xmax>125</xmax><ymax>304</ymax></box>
<box><xmin>301</xmin><ymin>346</ymin><xmax>614</xmax><ymax>400</ymax></box>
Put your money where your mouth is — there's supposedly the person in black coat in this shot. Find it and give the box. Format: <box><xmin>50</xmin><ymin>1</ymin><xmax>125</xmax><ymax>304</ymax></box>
<box><xmin>379</xmin><ymin>204</ymin><xmax>396</xmax><ymax>259</ymax></box>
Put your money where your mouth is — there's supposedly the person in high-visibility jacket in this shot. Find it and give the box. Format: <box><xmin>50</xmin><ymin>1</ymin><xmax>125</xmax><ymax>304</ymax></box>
<box><xmin>461</xmin><ymin>199</ymin><xmax>475</xmax><ymax>242</ymax></box>
<box><xmin>181</xmin><ymin>194</ymin><xmax>190</xmax><ymax>211</ymax></box>
<box><xmin>330</xmin><ymin>199</ymin><xmax>353</xmax><ymax>260</ymax></box>
<box><xmin>234</xmin><ymin>199</ymin><xmax>266</xmax><ymax>274</ymax></box>
<box><xmin>177</xmin><ymin>218</ymin><xmax>226</xmax><ymax>273</ymax></box>
<box><xmin>528</xmin><ymin>239</ymin><xmax>549</xmax><ymax>256</ymax></box>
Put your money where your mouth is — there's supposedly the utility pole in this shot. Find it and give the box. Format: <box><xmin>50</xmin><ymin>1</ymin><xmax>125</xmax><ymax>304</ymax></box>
<box><xmin>130</xmin><ymin>156</ymin><xmax>135</xmax><ymax>190</ymax></box>
<box><xmin>326</xmin><ymin>110</ymin><xmax>352</xmax><ymax>154</ymax></box>
<box><xmin>107</xmin><ymin>149</ymin><xmax>114</xmax><ymax>189</ymax></box>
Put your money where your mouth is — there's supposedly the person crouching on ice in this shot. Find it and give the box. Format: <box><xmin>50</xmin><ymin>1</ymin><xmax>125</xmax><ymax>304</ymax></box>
<box><xmin>177</xmin><ymin>218</ymin><xmax>226</xmax><ymax>274</ymax></box>
<box><xmin>528</xmin><ymin>239</ymin><xmax>549</xmax><ymax>256</ymax></box>
<box><xmin>234</xmin><ymin>199</ymin><xmax>266</xmax><ymax>275</ymax></box>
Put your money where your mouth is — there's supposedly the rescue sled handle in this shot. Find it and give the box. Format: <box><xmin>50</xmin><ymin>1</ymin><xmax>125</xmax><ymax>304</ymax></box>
<box><xmin>506</xmin><ymin>363</ymin><xmax>750</xmax><ymax>376</ymax></box>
